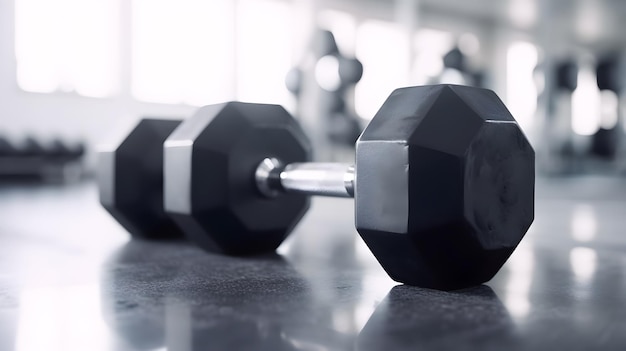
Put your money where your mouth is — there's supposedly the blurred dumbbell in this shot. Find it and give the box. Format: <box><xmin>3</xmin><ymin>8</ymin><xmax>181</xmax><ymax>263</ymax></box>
<box><xmin>443</xmin><ymin>47</ymin><xmax>466</xmax><ymax>72</ymax></box>
<box><xmin>556</xmin><ymin>59</ymin><xmax>578</xmax><ymax>92</ymax></box>
<box><xmin>98</xmin><ymin>115</ymin><xmax>307</xmax><ymax>243</ymax></box>
<box><xmin>46</xmin><ymin>139</ymin><xmax>83</xmax><ymax>162</ymax></box>
<box><xmin>596</xmin><ymin>54</ymin><xmax>624</xmax><ymax>93</ymax></box>
<box><xmin>338</xmin><ymin>57</ymin><xmax>363</xmax><ymax>86</ymax></box>
<box><xmin>593</xmin><ymin>55</ymin><xmax>623</xmax><ymax>159</ymax></box>
<box><xmin>48</xmin><ymin>139</ymin><xmax>68</xmax><ymax>159</ymax></box>
<box><xmin>98</xmin><ymin>119</ymin><xmax>184</xmax><ymax>240</ymax></box>
<box><xmin>19</xmin><ymin>136</ymin><xmax>47</xmax><ymax>157</ymax></box>
<box><xmin>161</xmin><ymin>85</ymin><xmax>535</xmax><ymax>290</ymax></box>
<box><xmin>0</xmin><ymin>136</ymin><xmax>19</xmax><ymax>157</ymax></box>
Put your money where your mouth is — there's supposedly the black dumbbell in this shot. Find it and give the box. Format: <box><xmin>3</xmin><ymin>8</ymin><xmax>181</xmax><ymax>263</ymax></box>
<box><xmin>0</xmin><ymin>136</ymin><xmax>19</xmax><ymax>157</ymax></box>
<box><xmin>47</xmin><ymin>139</ymin><xmax>77</xmax><ymax>162</ymax></box>
<box><xmin>596</xmin><ymin>54</ymin><xmax>623</xmax><ymax>93</ymax></box>
<box><xmin>555</xmin><ymin>60</ymin><xmax>578</xmax><ymax>92</ymax></box>
<box><xmin>98</xmin><ymin>119</ymin><xmax>184</xmax><ymax>240</ymax></box>
<box><xmin>162</xmin><ymin>85</ymin><xmax>535</xmax><ymax>290</ymax></box>
<box><xmin>19</xmin><ymin>136</ymin><xmax>47</xmax><ymax>158</ymax></box>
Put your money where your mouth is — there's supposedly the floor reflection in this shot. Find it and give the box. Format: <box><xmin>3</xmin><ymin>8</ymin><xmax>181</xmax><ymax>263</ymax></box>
<box><xmin>357</xmin><ymin>285</ymin><xmax>514</xmax><ymax>351</ymax></box>
<box><xmin>0</xmin><ymin>297</ymin><xmax>18</xmax><ymax>351</ymax></box>
<box><xmin>493</xmin><ymin>240</ymin><xmax>626</xmax><ymax>349</ymax></box>
<box><xmin>570</xmin><ymin>204</ymin><xmax>597</xmax><ymax>242</ymax></box>
<box><xmin>99</xmin><ymin>241</ymin><xmax>521</xmax><ymax>351</ymax></box>
<box><xmin>569</xmin><ymin>246</ymin><xmax>597</xmax><ymax>284</ymax></box>
<box><xmin>100</xmin><ymin>240</ymin><xmax>353</xmax><ymax>351</ymax></box>
<box><xmin>17</xmin><ymin>285</ymin><xmax>111</xmax><ymax>351</ymax></box>
<box><xmin>3</xmin><ymin>179</ymin><xmax>626</xmax><ymax>350</ymax></box>
<box><xmin>502</xmin><ymin>241</ymin><xmax>534</xmax><ymax>319</ymax></box>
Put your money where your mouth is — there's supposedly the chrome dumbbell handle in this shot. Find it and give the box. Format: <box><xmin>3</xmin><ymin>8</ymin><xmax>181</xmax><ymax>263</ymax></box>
<box><xmin>255</xmin><ymin>158</ymin><xmax>354</xmax><ymax>198</ymax></box>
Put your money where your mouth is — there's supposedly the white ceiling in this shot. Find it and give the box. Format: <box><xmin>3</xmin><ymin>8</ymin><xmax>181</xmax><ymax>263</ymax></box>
<box><xmin>418</xmin><ymin>0</ymin><xmax>626</xmax><ymax>48</ymax></box>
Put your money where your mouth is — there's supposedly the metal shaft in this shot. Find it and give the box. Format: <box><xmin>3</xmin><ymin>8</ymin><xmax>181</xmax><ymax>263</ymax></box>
<box><xmin>255</xmin><ymin>158</ymin><xmax>354</xmax><ymax>198</ymax></box>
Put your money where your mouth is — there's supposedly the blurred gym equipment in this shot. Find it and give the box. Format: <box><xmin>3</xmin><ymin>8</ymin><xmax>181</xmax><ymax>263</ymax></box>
<box><xmin>287</xmin><ymin>29</ymin><xmax>364</xmax><ymax>155</ymax></box>
<box><xmin>593</xmin><ymin>54</ymin><xmax>624</xmax><ymax>160</ymax></box>
<box><xmin>0</xmin><ymin>135</ymin><xmax>85</xmax><ymax>182</ymax></box>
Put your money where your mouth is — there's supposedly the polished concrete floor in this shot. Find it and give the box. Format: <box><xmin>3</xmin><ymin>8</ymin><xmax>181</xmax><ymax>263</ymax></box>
<box><xmin>0</xmin><ymin>176</ymin><xmax>625</xmax><ymax>350</ymax></box>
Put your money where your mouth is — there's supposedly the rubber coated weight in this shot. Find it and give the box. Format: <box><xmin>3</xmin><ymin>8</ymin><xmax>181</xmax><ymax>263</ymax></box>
<box><xmin>99</xmin><ymin>119</ymin><xmax>184</xmax><ymax>239</ymax></box>
<box><xmin>355</xmin><ymin>85</ymin><xmax>534</xmax><ymax>290</ymax></box>
<box><xmin>164</xmin><ymin>103</ymin><xmax>311</xmax><ymax>255</ymax></box>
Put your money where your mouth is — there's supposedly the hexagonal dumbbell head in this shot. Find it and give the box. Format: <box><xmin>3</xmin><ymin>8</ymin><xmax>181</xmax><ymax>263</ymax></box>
<box><xmin>164</xmin><ymin>102</ymin><xmax>311</xmax><ymax>255</ymax></box>
<box><xmin>99</xmin><ymin>119</ymin><xmax>184</xmax><ymax>239</ymax></box>
<box><xmin>356</xmin><ymin>85</ymin><xmax>534</xmax><ymax>290</ymax></box>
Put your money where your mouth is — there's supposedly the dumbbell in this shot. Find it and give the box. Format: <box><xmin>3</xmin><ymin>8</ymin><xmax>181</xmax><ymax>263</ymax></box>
<box><xmin>162</xmin><ymin>85</ymin><xmax>535</xmax><ymax>290</ymax></box>
<box><xmin>0</xmin><ymin>136</ymin><xmax>19</xmax><ymax>157</ymax></box>
<box><xmin>20</xmin><ymin>136</ymin><xmax>47</xmax><ymax>158</ymax></box>
<box><xmin>47</xmin><ymin>139</ymin><xmax>85</xmax><ymax>162</ymax></box>
<box><xmin>98</xmin><ymin>119</ymin><xmax>185</xmax><ymax>240</ymax></box>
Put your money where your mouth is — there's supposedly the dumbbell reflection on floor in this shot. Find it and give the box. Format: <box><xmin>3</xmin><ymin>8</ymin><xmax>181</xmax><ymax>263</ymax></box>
<box><xmin>99</xmin><ymin>84</ymin><xmax>534</xmax><ymax>290</ymax></box>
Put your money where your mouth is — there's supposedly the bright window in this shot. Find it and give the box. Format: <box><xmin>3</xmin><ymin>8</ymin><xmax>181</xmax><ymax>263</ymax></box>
<box><xmin>506</xmin><ymin>41</ymin><xmax>538</xmax><ymax>131</ymax></box>
<box><xmin>15</xmin><ymin>0</ymin><xmax>119</xmax><ymax>97</ymax></box>
<box><xmin>355</xmin><ymin>20</ymin><xmax>410</xmax><ymax>119</ymax></box>
<box><xmin>317</xmin><ymin>10</ymin><xmax>356</xmax><ymax>55</ymax></box>
<box><xmin>236</xmin><ymin>0</ymin><xmax>293</xmax><ymax>105</ymax></box>
<box><xmin>571</xmin><ymin>66</ymin><xmax>601</xmax><ymax>136</ymax></box>
<box><xmin>412</xmin><ymin>29</ymin><xmax>453</xmax><ymax>84</ymax></box>
<box><xmin>131</xmin><ymin>0</ymin><xmax>235</xmax><ymax>105</ymax></box>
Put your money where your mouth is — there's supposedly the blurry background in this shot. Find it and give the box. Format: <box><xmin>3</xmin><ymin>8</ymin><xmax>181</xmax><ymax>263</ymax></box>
<box><xmin>1</xmin><ymin>0</ymin><xmax>626</xmax><ymax>178</ymax></box>
<box><xmin>2</xmin><ymin>2</ymin><xmax>626</xmax><ymax>348</ymax></box>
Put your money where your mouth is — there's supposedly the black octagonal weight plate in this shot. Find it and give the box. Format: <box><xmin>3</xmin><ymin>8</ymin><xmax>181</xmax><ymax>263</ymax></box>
<box><xmin>164</xmin><ymin>102</ymin><xmax>312</xmax><ymax>255</ymax></box>
<box><xmin>99</xmin><ymin>119</ymin><xmax>184</xmax><ymax>240</ymax></box>
<box><xmin>356</xmin><ymin>85</ymin><xmax>534</xmax><ymax>290</ymax></box>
